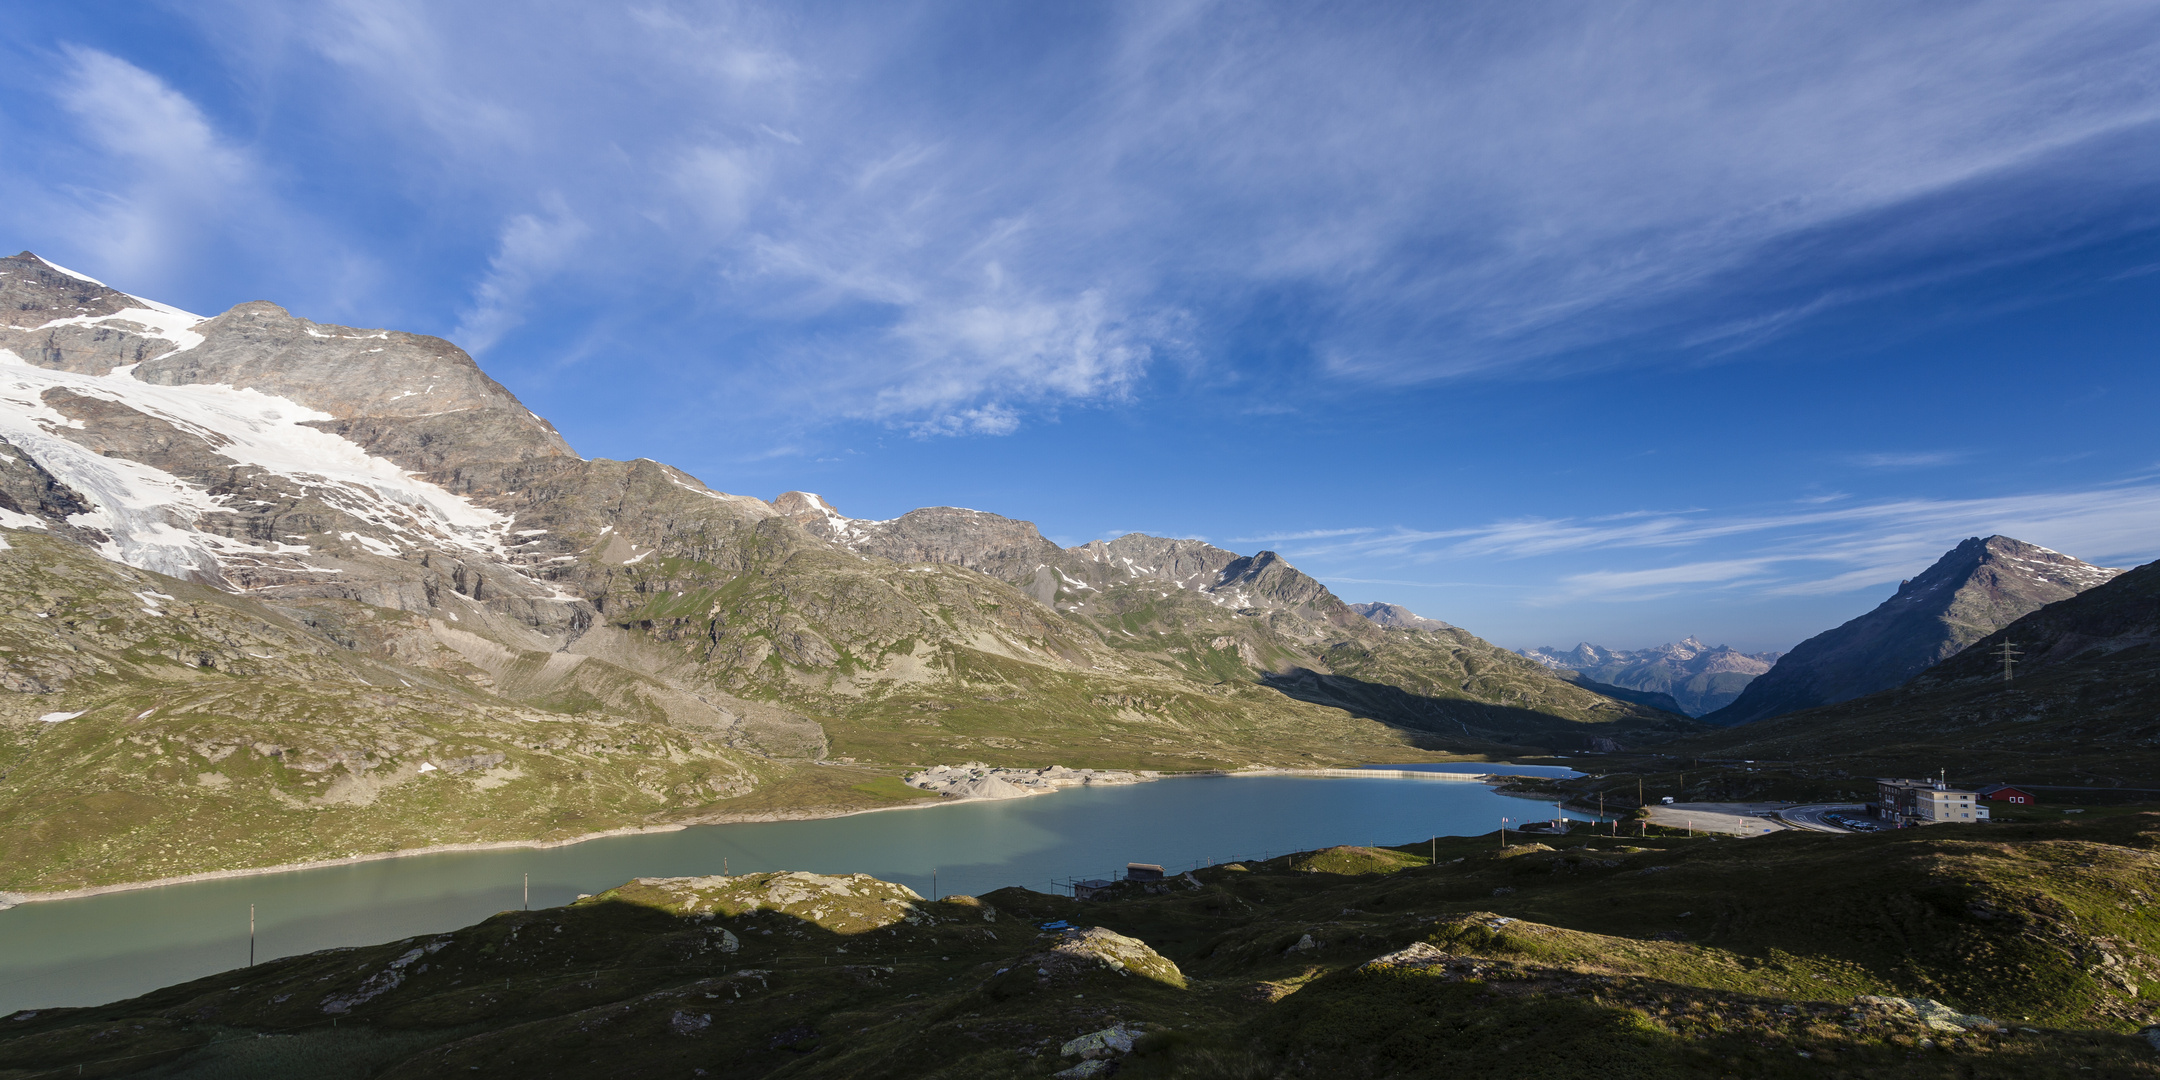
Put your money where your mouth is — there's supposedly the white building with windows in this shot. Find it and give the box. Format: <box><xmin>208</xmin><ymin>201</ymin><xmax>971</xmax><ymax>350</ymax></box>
<box><xmin>1874</xmin><ymin>778</ymin><xmax>1989</xmax><ymax>826</ymax></box>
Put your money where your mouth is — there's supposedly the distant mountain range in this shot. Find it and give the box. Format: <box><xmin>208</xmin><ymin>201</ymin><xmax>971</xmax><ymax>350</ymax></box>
<box><xmin>0</xmin><ymin>252</ymin><xmax>1689</xmax><ymax>892</ymax></box>
<box><xmin>1703</xmin><ymin>535</ymin><xmax>2120</xmax><ymax>726</ymax></box>
<box><xmin>1517</xmin><ymin>638</ymin><xmax>1782</xmax><ymax>717</ymax></box>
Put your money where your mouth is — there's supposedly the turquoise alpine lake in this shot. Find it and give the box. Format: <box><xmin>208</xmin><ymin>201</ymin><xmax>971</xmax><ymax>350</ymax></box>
<box><xmin>0</xmin><ymin>767</ymin><xmax>1592</xmax><ymax>1013</ymax></box>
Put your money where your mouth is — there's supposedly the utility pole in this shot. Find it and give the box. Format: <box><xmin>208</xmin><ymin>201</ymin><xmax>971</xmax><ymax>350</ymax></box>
<box><xmin>1995</xmin><ymin>640</ymin><xmax>2021</xmax><ymax>682</ymax></box>
<box><xmin>248</xmin><ymin>904</ymin><xmax>255</xmax><ymax>967</ymax></box>
<box><xmin>523</xmin><ymin>873</ymin><xmax>529</xmax><ymax>911</ymax></box>
<box><xmin>1499</xmin><ymin>818</ymin><xmax>1510</xmax><ymax>848</ymax></box>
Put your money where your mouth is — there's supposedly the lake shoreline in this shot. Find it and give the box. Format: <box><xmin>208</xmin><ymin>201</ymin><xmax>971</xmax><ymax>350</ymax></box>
<box><xmin>0</xmin><ymin>764</ymin><xmax>1516</xmax><ymax>909</ymax></box>
<box><xmin>0</xmin><ymin>787</ymin><xmax>986</xmax><ymax>909</ymax></box>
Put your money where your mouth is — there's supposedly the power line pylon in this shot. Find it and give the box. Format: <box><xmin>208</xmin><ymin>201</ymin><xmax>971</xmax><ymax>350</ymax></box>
<box><xmin>1994</xmin><ymin>640</ymin><xmax>2022</xmax><ymax>683</ymax></box>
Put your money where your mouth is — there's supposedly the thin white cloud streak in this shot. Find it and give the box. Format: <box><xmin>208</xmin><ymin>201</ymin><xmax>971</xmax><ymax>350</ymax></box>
<box><xmin>1229</xmin><ymin>528</ymin><xmax>1376</xmax><ymax>543</ymax></box>
<box><xmin>1551</xmin><ymin>559</ymin><xmax>1783</xmax><ymax>601</ymax></box>
<box><xmin>1848</xmin><ymin>450</ymin><xmax>1969</xmax><ymax>468</ymax></box>
<box><xmin>1288</xmin><ymin>487</ymin><xmax>2160</xmax><ymax>562</ymax></box>
<box><xmin>51</xmin><ymin>47</ymin><xmax>256</xmax><ymax>275</ymax></box>
<box><xmin>1324</xmin><ymin>577</ymin><xmax>1529</xmax><ymax>590</ymax></box>
<box><xmin>1268</xmin><ymin>483</ymin><xmax>2160</xmax><ymax>601</ymax></box>
<box><xmin>455</xmin><ymin>199</ymin><xmax>590</xmax><ymax>353</ymax></box>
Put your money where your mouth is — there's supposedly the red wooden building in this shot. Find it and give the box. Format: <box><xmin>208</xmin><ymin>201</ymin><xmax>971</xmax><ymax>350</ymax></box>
<box><xmin>1976</xmin><ymin>783</ymin><xmax>2037</xmax><ymax>805</ymax></box>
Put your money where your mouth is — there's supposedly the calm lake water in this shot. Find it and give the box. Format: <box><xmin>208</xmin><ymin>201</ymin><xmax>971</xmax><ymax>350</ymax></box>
<box><xmin>0</xmin><ymin>767</ymin><xmax>1590</xmax><ymax>1013</ymax></box>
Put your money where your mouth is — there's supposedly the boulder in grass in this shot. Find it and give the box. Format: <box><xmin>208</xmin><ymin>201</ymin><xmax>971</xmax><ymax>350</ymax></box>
<box><xmin>1854</xmin><ymin>996</ymin><xmax>1996</xmax><ymax>1032</ymax></box>
<box><xmin>1361</xmin><ymin>941</ymin><xmax>1449</xmax><ymax>971</ymax></box>
<box><xmin>979</xmin><ymin>927</ymin><xmax>1185</xmax><ymax>1001</ymax></box>
<box><xmin>1052</xmin><ymin>1061</ymin><xmax>1115</xmax><ymax>1079</ymax></box>
<box><xmin>1061</xmin><ymin>1023</ymin><xmax>1142</xmax><ymax>1059</ymax></box>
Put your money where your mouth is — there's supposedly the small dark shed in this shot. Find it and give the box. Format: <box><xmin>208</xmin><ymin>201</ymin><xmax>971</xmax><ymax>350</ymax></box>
<box><xmin>1125</xmin><ymin>863</ymin><xmax>1165</xmax><ymax>881</ymax></box>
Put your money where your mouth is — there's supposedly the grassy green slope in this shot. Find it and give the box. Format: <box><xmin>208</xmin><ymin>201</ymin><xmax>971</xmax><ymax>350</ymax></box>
<box><xmin>0</xmin><ymin>492</ymin><xmax>1687</xmax><ymax>892</ymax></box>
<box><xmin>0</xmin><ymin>525</ymin><xmax>1440</xmax><ymax>892</ymax></box>
<box><xmin>0</xmin><ymin>532</ymin><xmax>776</xmax><ymax>892</ymax></box>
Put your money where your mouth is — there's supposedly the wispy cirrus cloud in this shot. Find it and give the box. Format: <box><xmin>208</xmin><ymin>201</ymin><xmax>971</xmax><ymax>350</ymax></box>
<box><xmin>1228</xmin><ymin>527</ymin><xmax>1377</xmax><ymax>544</ymax></box>
<box><xmin>52</xmin><ymin>46</ymin><xmax>256</xmax><ymax>274</ymax></box>
<box><xmin>1325</xmin><ymin>577</ymin><xmax>1530</xmax><ymax>590</ymax></box>
<box><xmin>89</xmin><ymin>0</ymin><xmax>2160</xmax><ymax>437</ymax></box>
<box><xmin>454</xmin><ymin>198</ymin><xmax>590</xmax><ymax>353</ymax></box>
<box><xmin>1549</xmin><ymin>559</ymin><xmax>1782</xmax><ymax>602</ymax></box>
<box><xmin>1848</xmin><ymin>450</ymin><xmax>1969</xmax><ymax>469</ymax></box>
<box><xmin>0</xmin><ymin>42</ymin><xmax>388</xmax><ymax>321</ymax></box>
<box><xmin>1280</xmin><ymin>482</ymin><xmax>2160</xmax><ymax>602</ymax></box>
<box><xmin>31</xmin><ymin>47</ymin><xmax>367</xmax><ymax>306</ymax></box>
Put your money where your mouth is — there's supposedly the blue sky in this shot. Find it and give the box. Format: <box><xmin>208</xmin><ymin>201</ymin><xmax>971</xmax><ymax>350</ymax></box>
<box><xmin>4</xmin><ymin>1</ymin><xmax>2159</xmax><ymax>654</ymax></box>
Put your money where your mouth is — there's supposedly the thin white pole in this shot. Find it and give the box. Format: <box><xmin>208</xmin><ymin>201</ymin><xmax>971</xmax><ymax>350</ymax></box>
<box><xmin>248</xmin><ymin>904</ymin><xmax>255</xmax><ymax>967</ymax></box>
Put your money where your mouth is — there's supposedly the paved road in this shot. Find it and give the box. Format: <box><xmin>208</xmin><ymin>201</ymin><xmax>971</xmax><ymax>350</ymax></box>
<box><xmin>1779</xmin><ymin>804</ymin><xmax>1870</xmax><ymax>833</ymax></box>
<box><xmin>1642</xmin><ymin>802</ymin><xmax>1792</xmax><ymax>836</ymax></box>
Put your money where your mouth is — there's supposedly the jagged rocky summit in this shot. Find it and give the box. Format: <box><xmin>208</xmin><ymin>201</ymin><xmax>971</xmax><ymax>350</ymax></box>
<box><xmin>1702</xmin><ymin>535</ymin><xmax>2121</xmax><ymax>726</ymax></box>
<box><xmin>1350</xmin><ymin>602</ymin><xmax>1453</xmax><ymax>631</ymax></box>
<box><xmin>1519</xmin><ymin>637</ymin><xmax>1782</xmax><ymax>717</ymax></box>
<box><xmin>774</xmin><ymin>490</ymin><xmax>1366</xmax><ymax>642</ymax></box>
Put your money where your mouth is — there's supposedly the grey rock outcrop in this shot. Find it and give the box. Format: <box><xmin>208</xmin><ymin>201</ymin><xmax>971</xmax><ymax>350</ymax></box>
<box><xmin>0</xmin><ymin>252</ymin><xmax>190</xmax><ymax>376</ymax></box>
<box><xmin>1061</xmin><ymin>1023</ymin><xmax>1143</xmax><ymax>1060</ymax></box>
<box><xmin>904</xmin><ymin>764</ymin><xmax>1149</xmax><ymax>799</ymax></box>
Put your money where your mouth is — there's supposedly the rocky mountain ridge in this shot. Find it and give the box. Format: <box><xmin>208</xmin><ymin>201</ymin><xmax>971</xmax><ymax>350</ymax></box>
<box><xmin>0</xmin><ymin>252</ymin><xmax>1686</xmax><ymax>891</ymax></box>
<box><xmin>1703</xmin><ymin>535</ymin><xmax>2121</xmax><ymax>726</ymax></box>
<box><xmin>1350</xmin><ymin>601</ymin><xmax>1453</xmax><ymax>631</ymax></box>
<box><xmin>1682</xmin><ymin>550</ymin><xmax>2160</xmax><ymax>779</ymax></box>
<box><xmin>774</xmin><ymin>491</ymin><xmax>1366</xmax><ymax>640</ymax></box>
<box><xmin>1519</xmin><ymin>637</ymin><xmax>1781</xmax><ymax>717</ymax></box>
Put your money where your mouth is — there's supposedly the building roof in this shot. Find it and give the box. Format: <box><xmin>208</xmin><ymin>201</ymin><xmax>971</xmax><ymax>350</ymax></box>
<box><xmin>1877</xmin><ymin>778</ymin><xmax>1978</xmax><ymax>794</ymax></box>
<box><xmin>1975</xmin><ymin>783</ymin><xmax>2032</xmax><ymax>795</ymax></box>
